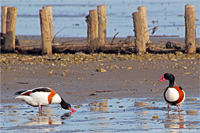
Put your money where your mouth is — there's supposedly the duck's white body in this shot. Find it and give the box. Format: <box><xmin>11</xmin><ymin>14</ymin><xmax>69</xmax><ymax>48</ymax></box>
<box><xmin>15</xmin><ymin>87</ymin><xmax>76</xmax><ymax>115</ymax></box>
<box><xmin>15</xmin><ymin>87</ymin><xmax>61</xmax><ymax>107</ymax></box>
<box><xmin>159</xmin><ymin>73</ymin><xmax>186</xmax><ymax>113</ymax></box>
<box><xmin>165</xmin><ymin>88</ymin><xmax>180</xmax><ymax>102</ymax></box>
<box><xmin>164</xmin><ymin>86</ymin><xmax>185</xmax><ymax>106</ymax></box>
<box><xmin>16</xmin><ymin>90</ymin><xmax>61</xmax><ymax>107</ymax></box>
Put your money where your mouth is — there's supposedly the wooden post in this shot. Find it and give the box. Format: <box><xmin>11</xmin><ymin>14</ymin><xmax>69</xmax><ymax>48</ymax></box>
<box><xmin>132</xmin><ymin>11</ymin><xmax>146</xmax><ymax>54</ymax></box>
<box><xmin>138</xmin><ymin>6</ymin><xmax>150</xmax><ymax>44</ymax></box>
<box><xmin>1</xmin><ymin>6</ymin><xmax>9</xmax><ymax>34</ymax></box>
<box><xmin>42</xmin><ymin>6</ymin><xmax>54</xmax><ymax>41</ymax></box>
<box><xmin>86</xmin><ymin>15</ymin><xmax>91</xmax><ymax>47</ymax></box>
<box><xmin>88</xmin><ymin>10</ymin><xmax>99</xmax><ymax>53</ymax></box>
<box><xmin>39</xmin><ymin>7</ymin><xmax>52</xmax><ymax>55</ymax></box>
<box><xmin>97</xmin><ymin>5</ymin><xmax>107</xmax><ymax>47</ymax></box>
<box><xmin>185</xmin><ymin>5</ymin><xmax>196</xmax><ymax>54</ymax></box>
<box><xmin>4</xmin><ymin>7</ymin><xmax>17</xmax><ymax>52</ymax></box>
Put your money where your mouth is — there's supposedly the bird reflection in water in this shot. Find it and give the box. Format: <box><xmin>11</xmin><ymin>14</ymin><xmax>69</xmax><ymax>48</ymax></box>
<box><xmin>165</xmin><ymin>113</ymin><xmax>185</xmax><ymax>129</ymax></box>
<box><xmin>23</xmin><ymin>116</ymin><xmax>61</xmax><ymax>126</ymax></box>
<box><xmin>60</xmin><ymin>112</ymin><xmax>74</xmax><ymax>120</ymax></box>
<box><xmin>22</xmin><ymin>111</ymin><xmax>73</xmax><ymax>126</ymax></box>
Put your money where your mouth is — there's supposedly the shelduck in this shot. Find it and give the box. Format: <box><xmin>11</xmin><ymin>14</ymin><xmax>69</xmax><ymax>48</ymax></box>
<box><xmin>15</xmin><ymin>87</ymin><xmax>76</xmax><ymax>115</ymax></box>
<box><xmin>159</xmin><ymin>73</ymin><xmax>185</xmax><ymax>113</ymax></box>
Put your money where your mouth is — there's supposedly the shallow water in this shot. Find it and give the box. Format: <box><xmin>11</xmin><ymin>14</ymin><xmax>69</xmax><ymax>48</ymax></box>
<box><xmin>1</xmin><ymin>0</ymin><xmax>200</xmax><ymax>37</ymax></box>
<box><xmin>1</xmin><ymin>97</ymin><xmax>199</xmax><ymax>132</ymax></box>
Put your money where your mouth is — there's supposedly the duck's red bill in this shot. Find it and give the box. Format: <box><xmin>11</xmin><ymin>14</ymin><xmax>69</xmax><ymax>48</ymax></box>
<box><xmin>159</xmin><ymin>75</ymin><xmax>166</xmax><ymax>81</ymax></box>
<box><xmin>70</xmin><ymin>108</ymin><xmax>76</xmax><ymax>112</ymax></box>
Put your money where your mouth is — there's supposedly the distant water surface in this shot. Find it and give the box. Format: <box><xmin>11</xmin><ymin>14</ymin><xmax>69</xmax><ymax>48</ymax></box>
<box><xmin>1</xmin><ymin>0</ymin><xmax>200</xmax><ymax>37</ymax></box>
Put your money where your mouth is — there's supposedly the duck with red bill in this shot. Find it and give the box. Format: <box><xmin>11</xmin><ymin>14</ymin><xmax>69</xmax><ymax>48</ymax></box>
<box><xmin>159</xmin><ymin>73</ymin><xmax>185</xmax><ymax>113</ymax></box>
<box><xmin>159</xmin><ymin>75</ymin><xmax>166</xmax><ymax>81</ymax></box>
<box><xmin>15</xmin><ymin>87</ymin><xmax>76</xmax><ymax>115</ymax></box>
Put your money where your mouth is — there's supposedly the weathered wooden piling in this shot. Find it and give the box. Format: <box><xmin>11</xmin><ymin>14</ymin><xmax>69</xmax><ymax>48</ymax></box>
<box><xmin>87</xmin><ymin>10</ymin><xmax>99</xmax><ymax>53</ymax></box>
<box><xmin>42</xmin><ymin>6</ymin><xmax>54</xmax><ymax>41</ymax></box>
<box><xmin>86</xmin><ymin>15</ymin><xmax>91</xmax><ymax>46</ymax></box>
<box><xmin>185</xmin><ymin>5</ymin><xmax>196</xmax><ymax>54</ymax></box>
<box><xmin>97</xmin><ymin>5</ymin><xmax>107</xmax><ymax>47</ymax></box>
<box><xmin>138</xmin><ymin>6</ymin><xmax>150</xmax><ymax>44</ymax></box>
<box><xmin>4</xmin><ymin>7</ymin><xmax>17</xmax><ymax>52</ymax></box>
<box><xmin>39</xmin><ymin>6</ymin><xmax>53</xmax><ymax>55</ymax></box>
<box><xmin>1</xmin><ymin>6</ymin><xmax>9</xmax><ymax>34</ymax></box>
<box><xmin>133</xmin><ymin>11</ymin><xmax>146</xmax><ymax>54</ymax></box>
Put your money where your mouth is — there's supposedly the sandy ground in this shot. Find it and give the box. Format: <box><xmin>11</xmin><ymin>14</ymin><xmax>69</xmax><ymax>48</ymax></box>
<box><xmin>1</xmin><ymin>36</ymin><xmax>200</xmax><ymax>105</ymax></box>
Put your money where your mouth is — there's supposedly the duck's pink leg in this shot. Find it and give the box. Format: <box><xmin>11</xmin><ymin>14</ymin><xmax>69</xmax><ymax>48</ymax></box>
<box><xmin>39</xmin><ymin>105</ymin><xmax>42</xmax><ymax>115</ymax></box>
<box><xmin>178</xmin><ymin>105</ymin><xmax>181</xmax><ymax>115</ymax></box>
<box><xmin>167</xmin><ymin>105</ymin><xmax>170</xmax><ymax>112</ymax></box>
<box><xmin>166</xmin><ymin>105</ymin><xmax>170</xmax><ymax>115</ymax></box>
<box><xmin>178</xmin><ymin>105</ymin><xmax>181</xmax><ymax>112</ymax></box>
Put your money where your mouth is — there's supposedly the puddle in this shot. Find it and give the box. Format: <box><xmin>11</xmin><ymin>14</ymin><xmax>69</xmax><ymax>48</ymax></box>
<box><xmin>1</xmin><ymin>97</ymin><xmax>200</xmax><ymax>132</ymax></box>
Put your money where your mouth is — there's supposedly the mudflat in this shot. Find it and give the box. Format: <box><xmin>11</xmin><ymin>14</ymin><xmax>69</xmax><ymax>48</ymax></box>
<box><xmin>1</xmin><ymin>36</ymin><xmax>199</xmax><ymax>104</ymax></box>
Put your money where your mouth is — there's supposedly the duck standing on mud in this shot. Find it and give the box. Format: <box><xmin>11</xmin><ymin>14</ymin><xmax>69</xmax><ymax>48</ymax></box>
<box><xmin>15</xmin><ymin>87</ymin><xmax>76</xmax><ymax>115</ymax></box>
<box><xmin>159</xmin><ymin>73</ymin><xmax>185</xmax><ymax>113</ymax></box>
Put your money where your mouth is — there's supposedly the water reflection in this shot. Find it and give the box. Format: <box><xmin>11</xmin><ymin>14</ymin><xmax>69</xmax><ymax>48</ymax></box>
<box><xmin>136</xmin><ymin>111</ymin><xmax>148</xmax><ymax>115</ymax></box>
<box><xmin>89</xmin><ymin>99</ymin><xmax>109</xmax><ymax>129</ymax></box>
<box><xmin>22</xmin><ymin>112</ymin><xmax>71</xmax><ymax>126</ymax></box>
<box><xmin>60</xmin><ymin>112</ymin><xmax>73</xmax><ymax>120</ymax></box>
<box><xmin>1</xmin><ymin>97</ymin><xmax>200</xmax><ymax>132</ymax></box>
<box><xmin>89</xmin><ymin>99</ymin><xmax>108</xmax><ymax>112</ymax></box>
<box><xmin>22</xmin><ymin>116</ymin><xmax>62</xmax><ymax>126</ymax></box>
<box><xmin>21</xmin><ymin>109</ymin><xmax>73</xmax><ymax>126</ymax></box>
<box><xmin>165</xmin><ymin>114</ymin><xmax>185</xmax><ymax>129</ymax></box>
<box><xmin>1</xmin><ymin>104</ymin><xmax>73</xmax><ymax>132</ymax></box>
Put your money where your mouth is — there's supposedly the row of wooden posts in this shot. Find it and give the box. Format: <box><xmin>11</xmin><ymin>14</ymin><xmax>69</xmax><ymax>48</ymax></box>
<box><xmin>1</xmin><ymin>5</ymin><xmax>197</xmax><ymax>54</ymax></box>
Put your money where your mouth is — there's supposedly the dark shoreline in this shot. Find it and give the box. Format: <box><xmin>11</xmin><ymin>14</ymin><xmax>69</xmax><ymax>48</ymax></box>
<box><xmin>17</xmin><ymin>35</ymin><xmax>200</xmax><ymax>44</ymax></box>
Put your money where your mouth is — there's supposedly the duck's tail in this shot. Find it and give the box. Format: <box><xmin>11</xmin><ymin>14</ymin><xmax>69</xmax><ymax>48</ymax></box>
<box><xmin>15</xmin><ymin>90</ymin><xmax>27</xmax><ymax>95</ymax></box>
